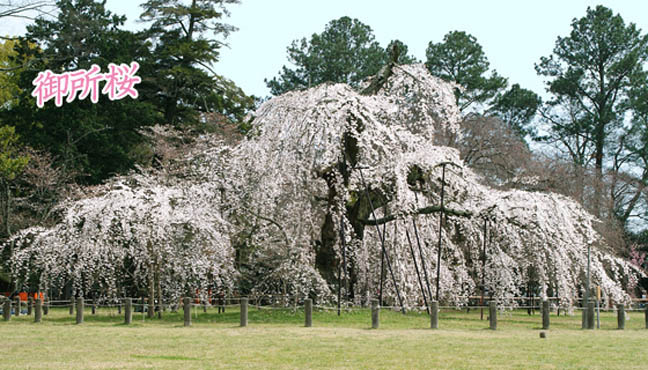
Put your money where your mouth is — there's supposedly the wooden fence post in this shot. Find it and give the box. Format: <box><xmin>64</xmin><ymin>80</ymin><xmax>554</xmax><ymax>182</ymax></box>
<box><xmin>14</xmin><ymin>296</ymin><xmax>20</xmax><ymax>317</ymax></box>
<box><xmin>645</xmin><ymin>305</ymin><xmax>648</xmax><ymax>329</ymax></box>
<box><xmin>489</xmin><ymin>301</ymin><xmax>497</xmax><ymax>330</ymax></box>
<box><xmin>27</xmin><ymin>297</ymin><xmax>33</xmax><ymax>316</ymax></box>
<box><xmin>92</xmin><ymin>301</ymin><xmax>96</xmax><ymax>315</ymax></box>
<box><xmin>69</xmin><ymin>298</ymin><xmax>74</xmax><ymax>315</ymax></box>
<box><xmin>371</xmin><ymin>299</ymin><xmax>380</xmax><ymax>329</ymax></box>
<box><xmin>183</xmin><ymin>297</ymin><xmax>191</xmax><ymax>327</ymax></box>
<box><xmin>542</xmin><ymin>300</ymin><xmax>550</xmax><ymax>330</ymax></box>
<box><xmin>76</xmin><ymin>297</ymin><xmax>84</xmax><ymax>324</ymax></box>
<box><xmin>430</xmin><ymin>301</ymin><xmax>439</xmax><ymax>329</ymax></box>
<box><xmin>305</xmin><ymin>298</ymin><xmax>312</xmax><ymax>327</ymax></box>
<box><xmin>124</xmin><ymin>298</ymin><xmax>132</xmax><ymax>325</ymax></box>
<box><xmin>35</xmin><ymin>298</ymin><xmax>42</xmax><ymax>323</ymax></box>
<box><xmin>587</xmin><ymin>302</ymin><xmax>595</xmax><ymax>329</ymax></box>
<box><xmin>2</xmin><ymin>299</ymin><xmax>10</xmax><ymax>321</ymax></box>
<box><xmin>43</xmin><ymin>299</ymin><xmax>49</xmax><ymax>315</ymax></box>
<box><xmin>240</xmin><ymin>297</ymin><xmax>248</xmax><ymax>327</ymax></box>
<box><xmin>617</xmin><ymin>304</ymin><xmax>625</xmax><ymax>330</ymax></box>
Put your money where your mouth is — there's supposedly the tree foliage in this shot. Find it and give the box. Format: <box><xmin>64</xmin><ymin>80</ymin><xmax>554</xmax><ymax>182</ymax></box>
<box><xmin>535</xmin><ymin>5</ymin><xmax>648</xmax><ymax>221</ymax></box>
<box><xmin>265</xmin><ymin>16</ymin><xmax>391</xmax><ymax>95</ymax></box>
<box><xmin>139</xmin><ymin>0</ymin><xmax>253</xmax><ymax>125</ymax></box>
<box><xmin>425</xmin><ymin>31</ymin><xmax>507</xmax><ymax>112</ymax></box>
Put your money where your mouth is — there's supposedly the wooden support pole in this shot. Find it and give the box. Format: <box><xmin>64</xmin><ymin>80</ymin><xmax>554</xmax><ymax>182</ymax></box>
<box><xmin>76</xmin><ymin>297</ymin><xmax>84</xmax><ymax>324</ymax></box>
<box><xmin>14</xmin><ymin>296</ymin><xmax>20</xmax><ymax>317</ymax></box>
<box><xmin>2</xmin><ymin>299</ymin><xmax>10</xmax><ymax>321</ymax></box>
<box><xmin>489</xmin><ymin>301</ymin><xmax>497</xmax><ymax>330</ymax></box>
<box><xmin>35</xmin><ymin>298</ymin><xmax>42</xmax><ymax>323</ymax></box>
<box><xmin>43</xmin><ymin>300</ymin><xmax>49</xmax><ymax>315</ymax></box>
<box><xmin>305</xmin><ymin>298</ymin><xmax>312</xmax><ymax>327</ymax></box>
<box><xmin>124</xmin><ymin>298</ymin><xmax>132</xmax><ymax>325</ymax></box>
<box><xmin>240</xmin><ymin>298</ymin><xmax>248</xmax><ymax>327</ymax></box>
<box><xmin>430</xmin><ymin>301</ymin><xmax>439</xmax><ymax>329</ymax></box>
<box><xmin>587</xmin><ymin>302</ymin><xmax>595</xmax><ymax>330</ymax></box>
<box><xmin>371</xmin><ymin>299</ymin><xmax>380</xmax><ymax>329</ymax></box>
<box><xmin>27</xmin><ymin>297</ymin><xmax>33</xmax><ymax>316</ymax></box>
<box><xmin>645</xmin><ymin>305</ymin><xmax>648</xmax><ymax>329</ymax></box>
<box><xmin>542</xmin><ymin>300</ymin><xmax>550</xmax><ymax>330</ymax></box>
<box><xmin>183</xmin><ymin>297</ymin><xmax>191</xmax><ymax>327</ymax></box>
<box><xmin>617</xmin><ymin>304</ymin><xmax>625</xmax><ymax>330</ymax></box>
<box><xmin>69</xmin><ymin>298</ymin><xmax>74</xmax><ymax>315</ymax></box>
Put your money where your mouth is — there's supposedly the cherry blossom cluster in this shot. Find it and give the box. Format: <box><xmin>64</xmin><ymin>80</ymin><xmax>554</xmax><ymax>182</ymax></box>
<box><xmin>7</xmin><ymin>63</ymin><xmax>643</xmax><ymax>309</ymax></box>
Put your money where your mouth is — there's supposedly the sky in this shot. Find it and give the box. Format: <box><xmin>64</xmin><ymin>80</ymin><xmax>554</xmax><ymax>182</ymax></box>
<box><xmin>3</xmin><ymin>0</ymin><xmax>648</xmax><ymax>99</ymax></box>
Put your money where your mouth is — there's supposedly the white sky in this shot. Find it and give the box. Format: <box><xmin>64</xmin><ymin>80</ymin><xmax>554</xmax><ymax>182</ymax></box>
<box><xmin>3</xmin><ymin>0</ymin><xmax>648</xmax><ymax>98</ymax></box>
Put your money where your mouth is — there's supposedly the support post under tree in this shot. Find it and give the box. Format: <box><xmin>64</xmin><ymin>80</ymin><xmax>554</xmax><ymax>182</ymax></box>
<box><xmin>359</xmin><ymin>168</ymin><xmax>405</xmax><ymax>314</ymax></box>
<box><xmin>617</xmin><ymin>304</ymin><xmax>625</xmax><ymax>330</ymax></box>
<box><xmin>183</xmin><ymin>297</ymin><xmax>191</xmax><ymax>327</ymax></box>
<box><xmin>481</xmin><ymin>219</ymin><xmax>489</xmax><ymax>320</ymax></box>
<box><xmin>240</xmin><ymin>297</ymin><xmax>248</xmax><ymax>327</ymax></box>
<box><xmin>489</xmin><ymin>301</ymin><xmax>497</xmax><ymax>330</ymax></box>
<box><xmin>305</xmin><ymin>298</ymin><xmax>312</xmax><ymax>327</ymax></box>
<box><xmin>436</xmin><ymin>164</ymin><xmax>447</xmax><ymax>302</ymax></box>
<box><xmin>76</xmin><ymin>297</ymin><xmax>84</xmax><ymax>325</ymax></box>
<box><xmin>371</xmin><ymin>299</ymin><xmax>380</xmax><ymax>329</ymax></box>
<box><xmin>542</xmin><ymin>300</ymin><xmax>549</xmax><ymax>330</ymax></box>
<box><xmin>124</xmin><ymin>298</ymin><xmax>132</xmax><ymax>325</ymax></box>
<box><xmin>35</xmin><ymin>298</ymin><xmax>42</xmax><ymax>323</ymax></box>
<box><xmin>430</xmin><ymin>301</ymin><xmax>439</xmax><ymax>329</ymax></box>
<box><xmin>3</xmin><ymin>298</ymin><xmax>10</xmax><ymax>321</ymax></box>
<box><xmin>405</xmin><ymin>227</ymin><xmax>429</xmax><ymax>315</ymax></box>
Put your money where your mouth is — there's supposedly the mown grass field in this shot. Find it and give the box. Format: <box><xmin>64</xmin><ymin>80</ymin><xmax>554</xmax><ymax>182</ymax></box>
<box><xmin>1</xmin><ymin>305</ymin><xmax>647</xmax><ymax>369</ymax></box>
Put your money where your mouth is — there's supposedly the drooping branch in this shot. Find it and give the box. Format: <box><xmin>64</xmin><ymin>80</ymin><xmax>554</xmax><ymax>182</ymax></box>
<box><xmin>361</xmin><ymin>205</ymin><xmax>473</xmax><ymax>226</ymax></box>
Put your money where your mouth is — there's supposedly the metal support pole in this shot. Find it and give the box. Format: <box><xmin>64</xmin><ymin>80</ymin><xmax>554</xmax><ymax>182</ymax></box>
<box><xmin>405</xmin><ymin>227</ymin><xmax>429</xmax><ymax>315</ymax></box>
<box><xmin>359</xmin><ymin>168</ymin><xmax>405</xmax><ymax>314</ymax></box>
<box><xmin>436</xmin><ymin>165</ymin><xmax>447</xmax><ymax>302</ymax></box>
<box><xmin>481</xmin><ymin>219</ymin><xmax>487</xmax><ymax>320</ymax></box>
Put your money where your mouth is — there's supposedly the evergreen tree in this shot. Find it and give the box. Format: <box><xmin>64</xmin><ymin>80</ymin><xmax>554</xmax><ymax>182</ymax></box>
<box><xmin>4</xmin><ymin>0</ymin><xmax>159</xmax><ymax>184</ymax></box>
<box><xmin>425</xmin><ymin>31</ymin><xmax>507</xmax><ymax>112</ymax></box>
<box><xmin>535</xmin><ymin>5</ymin><xmax>648</xmax><ymax>217</ymax></box>
<box><xmin>265</xmin><ymin>17</ymin><xmax>389</xmax><ymax>95</ymax></box>
<box><xmin>140</xmin><ymin>0</ymin><xmax>253</xmax><ymax>125</ymax></box>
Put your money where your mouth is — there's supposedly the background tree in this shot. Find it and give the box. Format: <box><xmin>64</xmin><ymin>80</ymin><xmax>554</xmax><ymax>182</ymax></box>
<box><xmin>535</xmin><ymin>5</ymin><xmax>648</xmax><ymax>219</ymax></box>
<box><xmin>0</xmin><ymin>125</ymin><xmax>29</xmax><ymax>238</ymax></box>
<box><xmin>425</xmin><ymin>31</ymin><xmax>507</xmax><ymax>112</ymax></box>
<box><xmin>487</xmin><ymin>83</ymin><xmax>541</xmax><ymax>138</ymax></box>
<box><xmin>265</xmin><ymin>16</ymin><xmax>389</xmax><ymax>95</ymax></box>
<box><xmin>4</xmin><ymin>0</ymin><xmax>159</xmax><ymax>184</ymax></box>
<box><xmin>139</xmin><ymin>0</ymin><xmax>253</xmax><ymax>126</ymax></box>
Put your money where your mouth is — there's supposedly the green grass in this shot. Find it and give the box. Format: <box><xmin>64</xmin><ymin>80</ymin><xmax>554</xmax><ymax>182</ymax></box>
<box><xmin>1</xmin><ymin>305</ymin><xmax>647</xmax><ymax>369</ymax></box>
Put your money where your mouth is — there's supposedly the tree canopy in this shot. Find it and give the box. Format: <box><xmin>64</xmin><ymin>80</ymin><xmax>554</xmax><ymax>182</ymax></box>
<box><xmin>266</xmin><ymin>17</ymin><xmax>417</xmax><ymax>95</ymax></box>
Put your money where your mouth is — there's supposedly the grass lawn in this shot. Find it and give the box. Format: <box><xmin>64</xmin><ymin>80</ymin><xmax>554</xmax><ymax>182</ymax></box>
<box><xmin>1</xmin><ymin>305</ymin><xmax>647</xmax><ymax>369</ymax></box>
